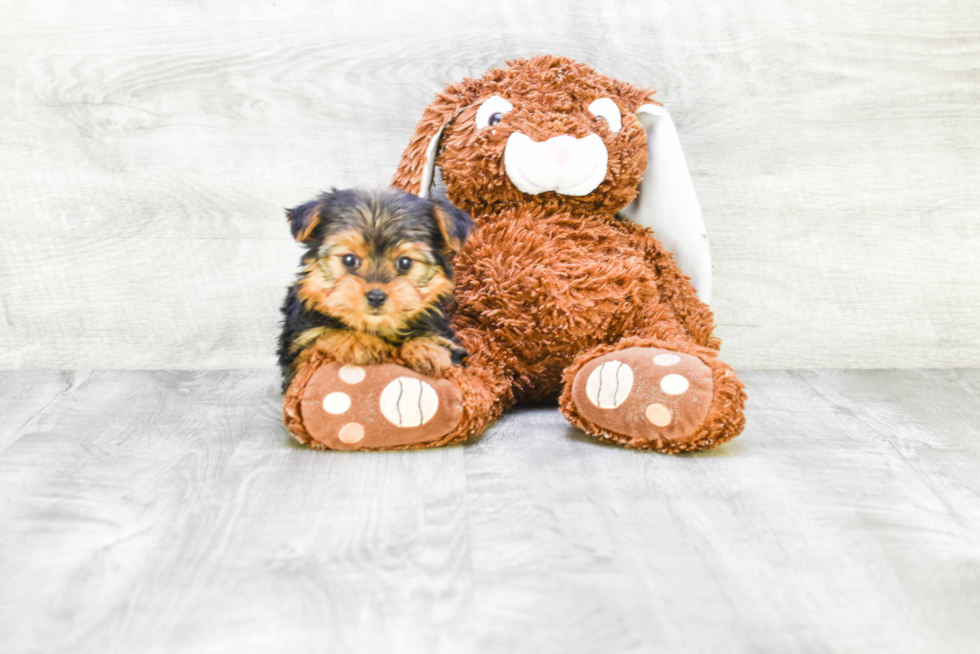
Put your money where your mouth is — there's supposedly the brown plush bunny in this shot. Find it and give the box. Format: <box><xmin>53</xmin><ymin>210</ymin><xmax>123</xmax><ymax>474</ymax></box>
<box><xmin>284</xmin><ymin>55</ymin><xmax>746</xmax><ymax>453</ymax></box>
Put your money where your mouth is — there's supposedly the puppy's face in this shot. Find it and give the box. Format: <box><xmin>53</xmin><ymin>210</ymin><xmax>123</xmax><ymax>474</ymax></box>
<box><xmin>287</xmin><ymin>189</ymin><xmax>473</xmax><ymax>336</ymax></box>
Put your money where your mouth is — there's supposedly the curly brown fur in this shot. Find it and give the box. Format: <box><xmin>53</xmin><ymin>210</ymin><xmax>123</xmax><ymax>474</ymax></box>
<box><xmin>278</xmin><ymin>188</ymin><xmax>473</xmax><ymax>390</ymax></box>
<box><xmin>386</xmin><ymin>55</ymin><xmax>746</xmax><ymax>453</ymax></box>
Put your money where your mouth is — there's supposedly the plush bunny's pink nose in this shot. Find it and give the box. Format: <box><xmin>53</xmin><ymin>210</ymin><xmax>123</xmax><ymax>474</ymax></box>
<box><xmin>544</xmin><ymin>136</ymin><xmax>576</xmax><ymax>167</ymax></box>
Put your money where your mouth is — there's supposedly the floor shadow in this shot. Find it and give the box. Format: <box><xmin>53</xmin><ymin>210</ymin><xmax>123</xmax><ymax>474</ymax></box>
<box><xmin>563</xmin><ymin>418</ymin><xmax>749</xmax><ymax>457</ymax></box>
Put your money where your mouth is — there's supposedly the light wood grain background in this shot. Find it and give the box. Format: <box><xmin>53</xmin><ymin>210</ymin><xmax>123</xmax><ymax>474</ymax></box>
<box><xmin>1</xmin><ymin>0</ymin><xmax>977</xmax><ymax>369</ymax></box>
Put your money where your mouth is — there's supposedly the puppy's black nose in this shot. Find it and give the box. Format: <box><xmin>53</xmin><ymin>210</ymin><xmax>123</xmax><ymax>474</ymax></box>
<box><xmin>365</xmin><ymin>289</ymin><xmax>387</xmax><ymax>308</ymax></box>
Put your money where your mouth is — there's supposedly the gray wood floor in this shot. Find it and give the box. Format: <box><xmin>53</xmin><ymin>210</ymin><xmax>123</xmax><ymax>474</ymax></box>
<box><xmin>1</xmin><ymin>370</ymin><xmax>979</xmax><ymax>653</ymax></box>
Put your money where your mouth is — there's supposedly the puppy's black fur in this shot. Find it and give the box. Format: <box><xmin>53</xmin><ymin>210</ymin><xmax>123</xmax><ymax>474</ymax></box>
<box><xmin>278</xmin><ymin>188</ymin><xmax>474</xmax><ymax>390</ymax></box>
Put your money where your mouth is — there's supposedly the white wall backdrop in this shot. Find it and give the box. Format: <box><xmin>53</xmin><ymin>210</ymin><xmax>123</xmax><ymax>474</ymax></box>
<box><xmin>1</xmin><ymin>0</ymin><xmax>977</xmax><ymax>370</ymax></box>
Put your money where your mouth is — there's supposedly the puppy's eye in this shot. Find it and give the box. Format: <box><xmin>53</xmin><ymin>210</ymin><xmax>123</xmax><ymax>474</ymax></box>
<box><xmin>396</xmin><ymin>256</ymin><xmax>413</xmax><ymax>273</ymax></box>
<box><xmin>341</xmin><ymin>254</ymin><xmax>360</xmax><ymax>269</ymax></box>
<box><xmin>476</xmin><ymin>95</ymin><xmax>514</xmax><ymax>129</ymax></box>
<box><xmin>587</xmin><ymin>97</ymin><xmax>622</xmax><ymax>133</ymax></box>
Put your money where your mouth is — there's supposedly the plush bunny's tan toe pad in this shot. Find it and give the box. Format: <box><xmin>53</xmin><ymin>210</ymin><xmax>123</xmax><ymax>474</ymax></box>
<box><xmin>571</xmin><ymin>347</ymin><xmax>713</xmax><ymax>446</ymax></box>
<box><xmin>291</xmin><ymin>362</ymin><xmax>462</xmax><ymax>451</ymax></box>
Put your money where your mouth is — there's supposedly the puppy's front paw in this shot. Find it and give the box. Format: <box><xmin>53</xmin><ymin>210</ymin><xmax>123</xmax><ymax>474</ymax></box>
<box><xmin>295</xmin><ymin>329</ymin><xmax>392</xmax><ymax>369</ymax></box>
<box><xmin>399</xmin><ymin>337</ymin><xmax>462</xmax><ymax>376</ymax></box>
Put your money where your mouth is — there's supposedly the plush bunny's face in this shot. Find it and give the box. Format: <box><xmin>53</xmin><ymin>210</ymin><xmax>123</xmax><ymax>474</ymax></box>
<box><xmin>393</xmin><ymin>55</ymin><xmax>714</xmax><ymax>303</ymax></box>
<box><xmin>431</xmin><ymin>58</ymin><xmax>655</xmax><ymax>216</ymax></box>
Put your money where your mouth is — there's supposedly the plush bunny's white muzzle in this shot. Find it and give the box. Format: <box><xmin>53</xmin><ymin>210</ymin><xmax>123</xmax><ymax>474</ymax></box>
<box><xmin>503</xmin><ymin>133</ymin><xmax>608</xmax><ymax>197</ymax></box>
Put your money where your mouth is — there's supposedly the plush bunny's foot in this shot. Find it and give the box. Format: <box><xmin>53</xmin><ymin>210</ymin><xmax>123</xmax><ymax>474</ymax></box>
<box><xmin>562</xmin><ymin>345</ymin><xmax>744</xmax><ymax>453</ymax></box>
<box><xmin>284</xmin><ymin>360</ymin><xmax>463</xmax><ymax>451</ymax></box>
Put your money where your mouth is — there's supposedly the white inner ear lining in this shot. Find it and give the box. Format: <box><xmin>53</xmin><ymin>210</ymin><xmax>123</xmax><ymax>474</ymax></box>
<box><xmin>623</xmin><ymin>103</ymin><xmax>712</xmax><ymax>304</ymax></box>
<box><xmin>417</xmin><ymin>105</ymin><xmax>470</xmax><ymax>198</ymax></box>
<box><xmin>418</xmin><ymin>125</ymin><xmax>445</xmax><ymax>198</ymax></box>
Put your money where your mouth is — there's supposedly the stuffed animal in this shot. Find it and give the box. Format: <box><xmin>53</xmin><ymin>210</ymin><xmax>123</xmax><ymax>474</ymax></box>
<box><xmin>284</xmin><ymin>55</ymin><xmax>746</xmax><ymax>453</ymax></box>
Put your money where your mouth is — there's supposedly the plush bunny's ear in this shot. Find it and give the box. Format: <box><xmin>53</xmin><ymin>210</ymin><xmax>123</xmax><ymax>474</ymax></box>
<box><xmin>416</xmin><ymin>125</ymin><xmax>446</xmax><ymax>199</ymax></box>
<box><xmin>392</xmin><ymin>81</ymin><xmax>482</xmax><ymax>198</ymax></box>
<box><xmin>393</xmin><ymin>111</ymin><xmax>455</xmax><ymax>198</ymax></box>
<box><xmin>620</xmin><ymin>104</ymin><xmax>712</xmax><ymax>305</ymax></box>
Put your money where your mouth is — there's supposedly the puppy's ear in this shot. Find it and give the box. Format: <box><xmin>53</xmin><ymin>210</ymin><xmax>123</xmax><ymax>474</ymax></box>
<box><xmin>432</xmin><ymin>199</ymin><xmax>475</xmax><ymax>256</ymax></box>
<box><xmin>285</xmin><ymin>198</ymin><xmax>325</xmax><ymax>243</ymax></box>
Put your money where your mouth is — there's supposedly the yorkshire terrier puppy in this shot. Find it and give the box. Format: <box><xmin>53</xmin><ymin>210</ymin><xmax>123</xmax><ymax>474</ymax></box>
<box><xmin>278</xmin><ymin>188</ymin><xmax>475</xmax><ymax>390</ymax></box>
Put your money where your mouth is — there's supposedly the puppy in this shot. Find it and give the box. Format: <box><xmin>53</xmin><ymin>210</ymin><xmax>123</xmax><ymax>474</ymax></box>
<box><xmin>278</xmin><ymin>188</ymin><xmax>474</xmax><ymax>390</ymax></box>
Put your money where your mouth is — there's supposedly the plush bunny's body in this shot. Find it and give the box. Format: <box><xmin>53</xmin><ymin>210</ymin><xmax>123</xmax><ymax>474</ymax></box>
<box><xmin>284</xmin><ymin>56</ymin><xmax>746</xmax><ymax>452</ymax></box>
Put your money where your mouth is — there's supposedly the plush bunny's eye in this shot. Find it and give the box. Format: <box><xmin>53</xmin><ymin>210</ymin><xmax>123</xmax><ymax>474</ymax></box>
<box><xmin>588</xmin><ymin>98</ymin><xmax>622</xmax><ymax>133</ymax></box>
<box><xmin>476</xmin><ymin>95</ymin><xmax>514</xmax><ymax>129</ymax></box>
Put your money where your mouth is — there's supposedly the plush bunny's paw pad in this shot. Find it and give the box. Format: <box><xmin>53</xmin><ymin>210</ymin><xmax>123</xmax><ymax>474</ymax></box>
<box><xmin>298</xmin><ymin>362</ymin><xmax>462</xmax><ymax>450</ymax></box>
<box><xmin>571</xmin><ymin>347</ymin><xmax>713</xmax><ymax>446</ymax></box>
